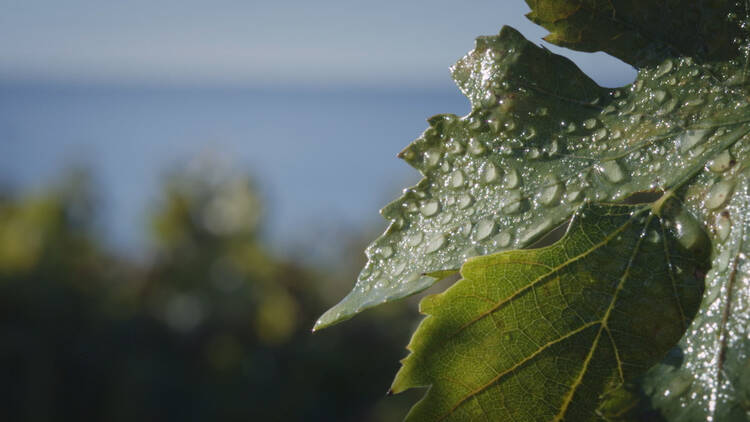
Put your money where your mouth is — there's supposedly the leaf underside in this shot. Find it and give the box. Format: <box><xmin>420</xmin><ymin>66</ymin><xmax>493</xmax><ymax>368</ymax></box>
<box><xmin>318</xmin><ymin>0</ymin><xmax>750</xmax><ymax>419</ymax></box>
<box><xmin>391</xmin><ymin>202</ymin><xmax>709</xmax><ymax>421</ymax></box>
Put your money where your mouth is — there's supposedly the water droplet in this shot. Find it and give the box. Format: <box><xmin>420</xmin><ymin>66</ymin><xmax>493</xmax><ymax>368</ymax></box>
<box><xmin>647</xmin><ymin>229</ymin><xmax>661</xmax><ymax>243</ymax></box>
<box><xmin>450</xmin><ymin>170</ymin><xmax>465</xmax><ymax>188</ymax></box>
<box><xmin>684</xmin><ymin>97</ymin><xmax>705</xmax><ymax>107</ymax></box>
<box><xmin>548</xmin><ymin>139</ymin><xmax>560</xmax><ymax>155</ymax></box>
<box><xmin>539</xmin><ymin>176</ymin><xmax>563</xmax><ymax>206</ymax></box>
<box><xmin>583</xmin><ymin>118</ymin><xmax>598</xmax><ymax>129</ymax></box>
<box><xmin>424</xmin><ymin>148</ymin><xmax>441</xmax><ymax>167</ymax></box>
<box><xmin>487</xmin><ymin>118</ymin><xmax>501</xmax><ymax>133</ymax></box>
<box><xmin>467</xmin><ymin>138</ymin><xmax>485</xmax><ymax>155</ymax></box>
<box><xmin>379</xmin><ymin>245</ymin><xmax>393</xmax><ymax>258</ymax></box>
<box><xmin>457</xmin><ymin>194</ymin><xmax>473</xmax><ymax>209</ymax></box>
<box><xmin>438</xmin><ymin>211</ymin><xmax>453</xmax><ymax>226</ymax></box>
<box><xmin>504</xmin><ymin>168</ymin><xmax>521</xmax><ymax>188</ymax></box>
<box><xmin>493</xmin><ymin>232</ymin><xmax>512</xmax><ymax>248</ymax></box>
<box><xmin>600</xmin><ymin>160</ymin><xmax>625</xmax><ymax>184</ymax></box>
<box><xmin>708</xmin><ymin>150</ymin><xmax>733</xmax><ymax>173</ymax></box>
<box><xmin>672</xmin><ymin>209</ymin><xmax>707</xmax><ymax>252</ymax></box>
<box><xmin>393</xmin><ymin>261</ymin><xmax>406</xmax><ymax>275</ymax></box>
<box><xmin>520</xmin><ymin>218</ymin><xmax>553</xmax><ymax>244</ymax></box>
<box><xmin>657</xmin><ymin>98</ymin><xmax>678</xmax><ymax>115</ymax></box>
<box><xmin>482</xmin><ymin>163</ymin><xmax>499</xmax><ymax>183</ymax></box>
<box><xmin>420</xmin><ymin>200</ymin><xmax>440</xmax><ymax>216</ymax></box>
<box><xmin>716</xmin><ymin>213</ymin><xmax>731</xmax><ymax>241</ymax></box>
<box><xmin>705</xmin><ymin>180</ymin><xmax>735</xmax><ymax>210</ymax></box>
<box><xmin>425</xmin><ymin>234</ymin><xmax>446</xmax><ymax>253</ymax></box>
<box><xmin>665</xmin><ymin>373</ymin><xmax>693</xmax><ymax>398</ymax></box>
<box><xmin>460</xmin><ymin>247</ymin><xmax>479</xmax><ymax>260</ymax></box>
<box><xmin>566</xmin><ymin>189</ymin><xmax>584</xmax><ymax>203</ymax></box>
<box><xmin>406</xmin><ymin>232</ymin><xmax>423</xmax><ymax>247</ymax></box>
<box><xmin>473</xmin><ymin>219</ymin><xmax>495</xmax><ymax>241</ymax></box>
<box><xmin>460</xmin><ymin>222</ymin><xmax>472</xmax><ymax>237</ymax></box>
<box><xmin>502</xmin><ymin>190</ymin><xmax>523</xmax><ymax>215</ymax></box>
<box><xmin>717</xmin><ymin>247</ymin><xmax>731</xmax><ymax>271</ymax></box>
<box><xmin>593</xmin><ymin>128</ymin><xmax>608</xmax><ymax>142</ymax></box>
<box><xmin>446</xmin><ymin>138</ymin><xmax>464</xmax><ymax>155</ymax></box>
<box><xmin>679</xmin><ymin>128</ymin><xmax>711</xmax><ymax>152</ymax></box>
<box><xmin>653</xmin><ymin>89</ymin><xmax>669</xmax><ymax>104</ymax></box>
<box><xmin>655</xmin><ymin>59</ymin><xmax>674</xmax><ymax>78</ymax></box>
<box><xmin>404</xmin><ymin>200</ymin><xmax>418</xmax><ymax>213</ymax></box>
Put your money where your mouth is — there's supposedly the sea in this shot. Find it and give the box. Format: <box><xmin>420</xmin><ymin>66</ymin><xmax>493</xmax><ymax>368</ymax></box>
<box><xmin>0</xmin><ymin>81</ymin><xmax>471</xmax><ymax>261</ymax></box>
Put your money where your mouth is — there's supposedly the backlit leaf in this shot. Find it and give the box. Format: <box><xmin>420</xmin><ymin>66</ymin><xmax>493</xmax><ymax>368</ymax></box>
<box><xmin>391</xmin><ymin>201</ymin><xmax>709</xmax><ymax>421</ymax></box>
<box><xmin>318</xmin><ymin>1</ymin><xmax>750</xmax><ymax>419</ymax></box>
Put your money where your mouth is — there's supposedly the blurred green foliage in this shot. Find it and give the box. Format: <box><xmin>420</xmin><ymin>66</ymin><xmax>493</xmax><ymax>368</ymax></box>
<box><xmin>0</xmin><ymin>169</ymin><xmax>416</xmax><ymax>421</ymax></box>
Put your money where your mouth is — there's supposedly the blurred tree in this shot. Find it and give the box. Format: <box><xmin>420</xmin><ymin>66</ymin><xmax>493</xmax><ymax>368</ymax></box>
<box><xmin>0</xmin><ymin>168</ymin><xmax>415</xmax><ymax>421</ymax></box>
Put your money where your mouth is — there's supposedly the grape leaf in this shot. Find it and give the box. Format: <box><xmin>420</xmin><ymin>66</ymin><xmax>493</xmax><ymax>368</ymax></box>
<box><xmin>390</xmin><ymin>201</ymin><xmax>709</xmax><ymax>421</ymax></box>
<box><xmin>317</xmin><ymin>1</ymin><xmax>750</xmax><ymax>419</ymax></box>
<box><xmin>315</xmin><ymin>26</ymin><xmax>747</xmax><ymax>331</ymax></box>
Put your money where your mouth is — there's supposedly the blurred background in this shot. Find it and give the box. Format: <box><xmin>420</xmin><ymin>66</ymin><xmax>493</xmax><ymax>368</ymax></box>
<box><xmin>0</xmin><ymin>1</ymin><xmax>636</xmax><ymax>420</ymax></box>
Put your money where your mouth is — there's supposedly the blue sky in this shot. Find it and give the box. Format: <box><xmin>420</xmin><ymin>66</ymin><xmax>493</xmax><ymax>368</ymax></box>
<box><xmin>1</xmin><ymin>0</ymin><xmax>636</xmax><ymax>88</ymax></box>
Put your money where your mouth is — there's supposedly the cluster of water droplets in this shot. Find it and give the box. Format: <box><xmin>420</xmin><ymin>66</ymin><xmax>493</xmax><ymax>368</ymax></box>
<box><xmin>637</xmin><ymin>6</ymin><xmax>750</xmax><ymax>420</ymax></box>
<box><xmin>318</xmin><ymin>15</ymin><xmax>750</xmax><ymax>338</ymax></box>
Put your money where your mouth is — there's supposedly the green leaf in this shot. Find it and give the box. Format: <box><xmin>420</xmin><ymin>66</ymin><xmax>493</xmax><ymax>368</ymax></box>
<box><xmin>317</xmin><ymin>1</ymin><xmax>750</xmax><ymax>419</ymax></box>
<box><xmin>316</xmin><ymin>25</ymin><xmax>747</xmax><ymax>330</ymax></box>
<box><xmin>390</xmin><ymin>201</ymin><xmax>709</xmax><ymax>421</ymax></box>
<box><xmin>525</xmin><ymin>0</ymin><xmax>743</xmax><ymax>67</ymax></box>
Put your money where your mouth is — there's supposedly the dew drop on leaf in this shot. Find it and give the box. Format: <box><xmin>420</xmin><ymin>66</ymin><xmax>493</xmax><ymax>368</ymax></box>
<box><xmin>406</xmin><ymin>232</ymin><xmax>423</xmax><ymax>247</ymax></box>
<box><xmin>566</xmin><ymin>189</ymin><xmax>584</xmax><ymax>203</ymax></box>
<box><xmin>705</xmin><ymin>180</ymin><xmax>735</xmax><ymax>210</ymax></box>
<box><xmin>653</xmin><ymin>89</ymin><xmax>669</xmax><ymax>104</ymax></box>
<box><xmin>708</xmin><ymin>149</ymin><xmax>733</xmax><ymax>172</ymax></box>
<box><xmin>450</xmin><ymin>170</ymin><xmax>465</xmax><ymax>188</ymax></box>
<box><xmin>501</xmin><ymin>190</ymin><xmax>522</xmax><ymax>215</ymax></box>
<box><xmin>665</xmin><ymin>373</ymin><xmax>693</xmax><ymax>398</ymax></box>
<box><xmin>539</xmin><ymin>176</ymin><xmax>563</xmax><ymax>206</ymax></box>
<box><xmin>467</xmin><ymin>138</ymin><xmax>485</xmax><ymax>155</ymax></box>
<box><xmin>420</xmin><ymin>200</ymin><xmax>439</xmax><ymax>217</ymax></box>
<box><xmin>716</xmin><ymin>213</ymin><xmax>731</xmax><ymax>241</ymax></box>
<box><xmin>600</xmin><ymin>160</ymin><xmax>626</xmax><ymax>184</ymax></box>
<box><xmin>473</xmin><ymin>219</ymin><xmax>495</xmax><ymax>241</ymax></box>
<box><xmin>492</xmin><ymin>231</ymin><xmax>512</xmax><ymax>248</ymax></box>
<box><xmin>655</xmin><ymin>59</ymin><xmax>674</xmax><ymax>77</ymax></box>
<box><xmin>679</xmin><ymin>129</ymin><xmax>712</xmax><ymax>152</ymax></box>
<box><xmin>583</xmin><ymin>118</ymin><xmax>598</xmax><ymax>129</ymax></box>
<box><xmin>425</xmin><ymin>234</ymin><xmax>446</xmax><ymax>253</ymax></box>
<box><xmin>424</xmin><ymin>149</ymin><xmax>442</xmax><ymax>168</ymax></box>
<box><xmin>482</xmin><ymin>163</ymin><xmax>499</xmax><ymax>183</ymax></box>
<box><xmin>457</xmin><ymin>193</ymin><xmax>473</xmax><ymax>209</ymax></box>
<box><xmin>504</xmin><ymin>167</ymin><xmax>521</xmax><ymax>188</ymax></box>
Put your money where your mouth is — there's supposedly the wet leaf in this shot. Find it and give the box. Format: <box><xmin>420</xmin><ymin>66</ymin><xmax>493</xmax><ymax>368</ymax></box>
<box><xmin>316</xmin><ymin>26</ymin><xmax>748</xmax><ymax>332</ymax></box>
<box><xmin>317</xmin><ymin>1</ymin><xmax>750</xmax><ymax>419</ymax></box>
<box><xmin>390</xmin><ymin>202</ymin><xmax>709</xmax><ymax>421</ymax></box>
